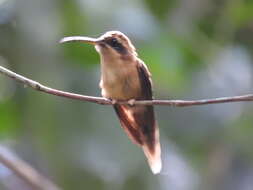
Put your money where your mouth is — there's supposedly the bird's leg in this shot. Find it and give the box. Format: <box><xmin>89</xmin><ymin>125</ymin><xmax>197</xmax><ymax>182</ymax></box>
<box><xmin>110</xmin><ymin>99</ymin><xmax>118</xmax><ymax>105</ymax></box>
<box><xmin>128</xmin><ymin>99</ymin><xmax>136</xmax><ymax>106</ymax></box>
<box><xmin>110</xmin><ymin>98</ymin><xmax>136</xmax><ymax>106</ymax></box>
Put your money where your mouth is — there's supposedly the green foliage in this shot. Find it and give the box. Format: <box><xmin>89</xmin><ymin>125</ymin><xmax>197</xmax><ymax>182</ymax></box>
<box><xmin>144</xmin><ymin>0</ymin><xmax>176</xmax><ymax>20</ymax></box>
<box><xmin>0</xmin><ymin>100</ymin><xmax>19</xmax><ymax>137</ymax></box>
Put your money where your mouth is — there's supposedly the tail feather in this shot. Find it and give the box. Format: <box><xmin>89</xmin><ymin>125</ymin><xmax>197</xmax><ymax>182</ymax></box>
<box><xmin>114</xmin><ymin>104</ymin><xmax>162</xmax><ymax>174</ymax></box>
<box><xmin>142</xmin><ymin>123</ymin><xmax>161</xmax><ymax>174</ymax></box>
<box><xmin>142</xmin><ymin>143</ymin><xmax>161</xmax><ymax>174</ymax></box>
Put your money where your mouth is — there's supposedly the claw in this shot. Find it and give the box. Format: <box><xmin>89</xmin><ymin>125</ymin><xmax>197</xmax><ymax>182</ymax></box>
<box><xmin>128</xmin><ymin>99</ymin><xmax>136</xmax><ymax>106</ymax></box>
<box><xmin>111</xmin><ymin>99</ymin><xmax>118</xmax><ymax>105</ymax></box>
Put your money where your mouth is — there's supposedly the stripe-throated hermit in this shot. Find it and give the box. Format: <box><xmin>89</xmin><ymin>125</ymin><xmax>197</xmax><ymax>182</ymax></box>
<box><xmin>60</xmin><ymin>31</ymin><xmax>162</xmax><ymax>174</ymax></box>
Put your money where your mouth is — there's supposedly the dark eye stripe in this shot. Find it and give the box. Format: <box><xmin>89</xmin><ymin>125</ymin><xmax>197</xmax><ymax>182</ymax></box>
<box><xmin>106</xmin><ymin>38</ymin><xmax>127</xmax><ymax>54</ymax></box>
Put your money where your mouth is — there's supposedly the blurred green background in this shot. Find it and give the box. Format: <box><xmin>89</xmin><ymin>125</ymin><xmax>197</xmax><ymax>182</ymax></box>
<box><xmin>0</xmin><ymin>0</ymin><xmax>253</xmax><ymax>189</ymax></box>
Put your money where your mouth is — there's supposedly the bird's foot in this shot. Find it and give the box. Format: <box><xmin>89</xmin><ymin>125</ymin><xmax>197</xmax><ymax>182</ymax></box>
<box><xmin>111</xmin><ymin>99</ymin><xmax>118</xmax><ymax>105</ymax></box>
<box><xmin>128</xmin><ymin>99</ymin><xmax>136</xmax><ymax>106</ymax></box>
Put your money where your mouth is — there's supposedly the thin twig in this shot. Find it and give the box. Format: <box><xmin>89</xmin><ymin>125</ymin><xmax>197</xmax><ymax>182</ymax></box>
<box><xmin>0</xmin><ymin>145</ymin><xmax>61</xmax><ymax>190</ymax></box>
<box><xmin>1</xmin><ymin>65</ymin><xmax>253</xmax><ymax>106</ymax></box>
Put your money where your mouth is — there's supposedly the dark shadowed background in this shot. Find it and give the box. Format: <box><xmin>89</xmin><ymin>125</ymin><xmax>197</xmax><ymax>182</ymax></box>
<box><xmin>1</xmin><ymin>0</ymin><xmax>253</xmax><ymax>189</ymax></box>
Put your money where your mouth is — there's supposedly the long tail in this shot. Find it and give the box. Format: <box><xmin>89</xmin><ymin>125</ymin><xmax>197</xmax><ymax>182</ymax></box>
<box><xmin>114</xmin><ymin>104</ymin><xmax>162</xmax><ymax>174</ymax></box>
<box><xmin>142</xmin><ymin>125</ymin><xmax>161</xmax><ymax>174</ymax></box>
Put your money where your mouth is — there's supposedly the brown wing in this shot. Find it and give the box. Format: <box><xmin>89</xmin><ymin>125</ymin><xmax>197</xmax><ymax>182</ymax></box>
<box><xmin>113</xmin><ymin>60</ymin><xmax>156</xmax><ymax>150</ymax></box>
<box><xmin>114</xmin><ymin>60</ymin><xmax>161</xmax><ymax>173</ymax></box>
<box><xmin>136</xmin><ymin>60</ymin><xmax>153</xmax><ymax>100</ymax></box>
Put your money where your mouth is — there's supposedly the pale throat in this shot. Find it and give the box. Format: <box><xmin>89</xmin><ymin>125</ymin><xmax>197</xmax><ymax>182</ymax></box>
<box><xmin>95</xmin><ymin>45</ymin><xmax>101</xmax><ymax>53</ymax></box>
<box><xmin>96</xmin><ymin>47</ymin><xmax>141</xmax><ymax>100</ymax></box>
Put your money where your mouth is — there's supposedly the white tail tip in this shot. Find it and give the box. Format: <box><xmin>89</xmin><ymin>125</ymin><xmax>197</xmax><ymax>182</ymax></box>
<box><xmin>142</xmin><ymin>144</ymin><xmax>162</xmax><ymax>174</ymax></box>
<box><xmin>150</xmin><ymin>159</ymin><xmax>162</xmax><ymax>174</ymax></box>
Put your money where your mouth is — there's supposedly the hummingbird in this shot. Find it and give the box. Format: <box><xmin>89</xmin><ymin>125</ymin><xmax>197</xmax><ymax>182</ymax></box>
<box><xmin>60</xmin><ymin>31</ymin><xmax>161</xmax><ymax>174</ymax></box>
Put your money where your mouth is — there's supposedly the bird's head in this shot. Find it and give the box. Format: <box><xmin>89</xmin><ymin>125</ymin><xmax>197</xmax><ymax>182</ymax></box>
<box><xmin>60</xmin><ymin>31</ymin><xmax>137</xmax><ymax>61</ymax></box>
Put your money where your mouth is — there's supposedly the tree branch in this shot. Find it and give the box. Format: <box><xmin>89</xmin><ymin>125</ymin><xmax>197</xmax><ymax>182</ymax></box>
<box><xmin>0</xmin><ymin>145</ymin><xmax>61</xmax><ymax>190</ymax></box>
<box><xmin>1</xmin><ymin>65</ymin><xmax>253</xmax><ymax>106</ymax></box>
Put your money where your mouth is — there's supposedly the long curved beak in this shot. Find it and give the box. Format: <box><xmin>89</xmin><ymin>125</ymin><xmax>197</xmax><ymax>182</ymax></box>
<box><xmin>59</xmin><ymin>36</ymin><xmax>98</xmax><ymax>45</ymax></box>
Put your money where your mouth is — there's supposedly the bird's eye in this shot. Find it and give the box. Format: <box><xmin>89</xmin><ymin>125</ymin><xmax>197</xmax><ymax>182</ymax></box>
<box><xmin>110</xmin><ymin>38</ymin><xmax>120</xmax><ymax>48</ymax></box>
<box><xmin>106</xmin><ymin>37</ymin><xmax>127</xmax><ymax>54</ymax></box>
